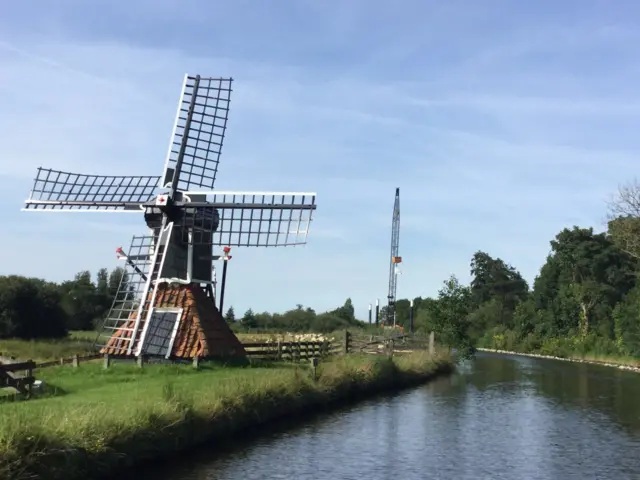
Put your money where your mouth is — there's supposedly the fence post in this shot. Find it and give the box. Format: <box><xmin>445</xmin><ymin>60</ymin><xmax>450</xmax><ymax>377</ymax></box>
<box><xmin>310</xmin><ymin>357</ymin><xmax>318</xmax><ymax>383</ymax></box>
<box><xmin>72</xmin><ymin>355</ymin><xmax>79</xmax><ymax>368</ymax></box>
<box><xmin>192</xmin><ymin>356</ymin><xmax>200</xmax><ymax>369</ymax></box>
<box><xmin>103</xmin><ymin>353</ymin><xmax>111</xmax><ymax>369</ymax></box>
<box><xmin>428</xmin><ymin>331</ymin><xmax>435</xmax><ymax>355</ymax></box>
<box><xmin>137</xmin><ymin>355</ymin><xmax>145</xmax><ymax>368</ymax></box>
<box><xmin>59</xmin><ymin>357</ymin><xmax>64</xmax><ymax>366</ymax></box>
<box><xmin>276</xmin><ymin>340</ymin><xmax>282</xmax><ymax>360</ymax></box>
<box><xmin>26</xmin><ymin>361</ymin><xmax>33</xmax><ymax>396</ymax></box>
<box><xmin>343</xmin><ymin>329</ymin><xmax>350</xmax><ymax>354</ymax></box>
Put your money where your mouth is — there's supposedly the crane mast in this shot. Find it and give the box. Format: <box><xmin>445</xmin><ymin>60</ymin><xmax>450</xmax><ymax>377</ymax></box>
<box><xmin>386</xmin><ymin>187</ymin><xmax>401</xmax><ymax>327</ymax></box>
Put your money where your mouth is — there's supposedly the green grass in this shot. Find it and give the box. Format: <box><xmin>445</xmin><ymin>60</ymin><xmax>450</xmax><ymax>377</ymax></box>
<box><xmin>576</xmin><ymin>352</ymin><xmax>640</xmax><ymax>368</ymax></box>
<box><xmin>0</xmin><ymin>331</ymin><xmax>111</xmax><ymax>363</ymax></box>
<box><xmin>0</xmin><ymin>352</ymin><xmax>453</xmax><ymax>480</ymax></box>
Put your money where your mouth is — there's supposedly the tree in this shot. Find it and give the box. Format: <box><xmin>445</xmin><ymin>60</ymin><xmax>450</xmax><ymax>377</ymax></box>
<box><xmin>607</xmin><ymin>216</ymin><xmax>640</xmax><ymax>262</ymax></box>
<box><xmin>0</xmin><ymin>275</ymin><xmax>68</xmax><ymax>339</ymax></box>
<box><xmin>611</xmin><ymin>283</ymin><xmax>640</xmax><ymax>356</ymax></box>
<box><xmin>549</xmin><ymin>227</ymin><xmax>636</xmax><ymax>336</ymax></box>
<box><xmin>108</xmin><ymin>267</ymin><xmax>129</xmax><ymax>296</ymax></box>
<box><xmin>225</xmin><ymin>306</ymin><xmax>236</xmax><ymax>323</ymax></box>
<box><xmin>59</xmin><ymin>271</ymin><xmax>101</xmax><ymax>331</ymax></box>
<box><xmin>96</xmin><ymin>268</ymin><xmax>109</xmax><ymax>295</ymax></box>
<box><xmin>241</xmin><ymin>308</ymin><xmax>257</xmax><ymax>329</ymax></box>
<box><xmin>470</xmin><ymin>251</ymin><xmax>529</xmax><ymax>317</ymax></box>
<box><xmin>393</xmin><ymin>299</ymin><xmax>411</xmax><ymax>329</ymax></box>
<box><xmin>331</xmin><ymin>298</ymin><xmax>356</xmax><ymax>324</ymax></box>
<box><xmin>607</xmin><ymin>178</ymin><xmax>640</xmax><ymax>261</ymax></box>
<box><xmin>428</xmin><ymin>275</ymin><xmax>474</xmax><ymax>356</ymax></box>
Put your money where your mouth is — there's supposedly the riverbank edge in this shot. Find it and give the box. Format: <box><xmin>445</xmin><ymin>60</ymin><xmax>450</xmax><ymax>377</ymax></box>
<box><xmin>3</xmin><ymin>355</ymin><xmax>455</xmax><ymax>480</ymax></box>
<box><xmin>477</xmin><ymin>348</ymin><xmax>640</xmax><ymax>373</ymax></box>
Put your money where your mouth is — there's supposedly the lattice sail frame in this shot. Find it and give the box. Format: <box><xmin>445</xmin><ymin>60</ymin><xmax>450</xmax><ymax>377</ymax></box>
<box><xmin>183</xmin><ymin>191</ymin><xmax>316</xmax><ymax>246</ymax></box>
<box><xmin>160</xmin><ymin>76</ymin><xmax>232</xmax><ymax>192</ymax></box>
<box><xmin>23</xmin><ymin>168</ymin><xmax>159</xmax><ymax>211</ymax></box>
<box><xmin>23</xmin><ymin>73</ymin><xmax>318</xmax><ymax>358</ymax></box>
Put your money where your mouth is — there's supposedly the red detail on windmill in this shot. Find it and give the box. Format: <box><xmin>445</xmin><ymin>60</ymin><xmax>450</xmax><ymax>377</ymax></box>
<box><xmin>116</xmin><ymin>247</ymin><xmax>125</xmax><ymax>259</ymax></box>
<box><xmin>223</xmin><ymin>246</ymin><xmax>232</xmax><ymax>261</ymax></box>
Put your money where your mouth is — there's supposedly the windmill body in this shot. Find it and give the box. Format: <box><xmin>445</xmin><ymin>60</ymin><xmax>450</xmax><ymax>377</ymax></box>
<box><xmin>23</xmin><ymin>75</ymin><xmax>317</xmax><ymax>360</ymax></box>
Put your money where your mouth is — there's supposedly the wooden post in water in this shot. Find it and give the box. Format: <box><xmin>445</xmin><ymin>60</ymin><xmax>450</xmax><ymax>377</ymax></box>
<box><xmin>428</xmin><ymin>331</ymin><xmax>435</xmax><ymax>355</ymax></box>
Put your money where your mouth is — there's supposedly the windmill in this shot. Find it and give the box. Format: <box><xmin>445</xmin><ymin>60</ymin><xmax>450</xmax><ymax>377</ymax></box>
<box><xmin>22</xmin><ymin>74</ymin><xmax>317</xmax><ymax>360</ymax></box>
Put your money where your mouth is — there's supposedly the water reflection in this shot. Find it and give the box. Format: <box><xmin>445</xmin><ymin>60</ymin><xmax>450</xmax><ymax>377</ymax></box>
<box><xmin>132</xmin><ymin>353</ymin><xmax>640</xmax><ymax>480</ymax></box>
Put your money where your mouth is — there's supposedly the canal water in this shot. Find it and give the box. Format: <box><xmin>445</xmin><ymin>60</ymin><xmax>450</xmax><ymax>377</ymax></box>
<box><xmin>144</xmin><ymin>352</ymin><xmax>640</xmax><ymax>479</ymax></box>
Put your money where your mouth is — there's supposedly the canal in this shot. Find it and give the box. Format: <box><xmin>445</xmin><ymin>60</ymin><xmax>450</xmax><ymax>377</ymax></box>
<box><xmin>142</xmin><ymin>352</ymin><xmax>640</xmax><ymax>479</ymax></box>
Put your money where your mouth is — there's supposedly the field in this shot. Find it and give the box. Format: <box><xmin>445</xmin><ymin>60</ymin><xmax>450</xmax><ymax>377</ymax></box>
<box><xmin>0</xmin><ymin>351</ymin><xmax>453</xmax><ymax>480</ymax></box>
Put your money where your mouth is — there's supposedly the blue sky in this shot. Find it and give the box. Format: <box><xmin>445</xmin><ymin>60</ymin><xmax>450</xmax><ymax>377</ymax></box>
<box><xmin>1</xmin><ymin>0</ymin><xmax>639</xmax><ymax>320</ymax></box>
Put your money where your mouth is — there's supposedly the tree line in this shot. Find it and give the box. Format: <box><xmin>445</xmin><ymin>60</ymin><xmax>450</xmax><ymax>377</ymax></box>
<box><xmin>224</xmin><ymin>298</ymin><xmax>366</xmax><ymax>334</ymax></box>
<box><xmin>389</xmin><ymin>178</ymin><xmax>640</xmax><ymax>358</ymax></box>
<box><xmin>0</xmin><ymin>268</ymin><xmax>126</xmax><ymax>339</ymax></box>
<box><xmin>0</xmin><ymin>264</ymin><xmax>366</xmax><ymax>339</ymax></box>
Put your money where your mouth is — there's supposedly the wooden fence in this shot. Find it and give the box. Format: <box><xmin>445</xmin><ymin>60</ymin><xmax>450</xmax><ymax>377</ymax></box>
<box><xmin>241</xmin><ymin>340</ymin><xmax>343</xmax><ymax>360</ymax></box>
<box><xmin>1</xmin><ymin>330</ymin><xmax>435</xmax><ymax>376</ymax></box>
<box><xmin>0</xmin><ymin>361</ymin><xmax>35</xmax><ymax>395</ymax></box>
<box><xmin>348</xmin><ymin>331</ymin><xmax>436</xmax><ymax>356</ymax></box>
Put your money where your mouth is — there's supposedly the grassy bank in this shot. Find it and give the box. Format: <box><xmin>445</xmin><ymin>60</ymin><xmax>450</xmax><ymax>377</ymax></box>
<box><xmin>477</xmin><ymin>347</ymin><xmax>640</xmax><ymax>372</ymax></box>
<box><xmin>0</xmin><ymin>352</ymin><xmax>453</xmax><ymax>480</ymax></box>
<box><xmin>477</xmin><ymin>329</ymin><xmax>640</xmax><ymax>371</ymax></box>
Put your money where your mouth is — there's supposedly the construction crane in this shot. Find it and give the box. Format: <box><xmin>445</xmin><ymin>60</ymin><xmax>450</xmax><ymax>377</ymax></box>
<box><xmin>386</xmin><ymin>187</ymin><xmax>401</xmax><ymax>328</ymax></box>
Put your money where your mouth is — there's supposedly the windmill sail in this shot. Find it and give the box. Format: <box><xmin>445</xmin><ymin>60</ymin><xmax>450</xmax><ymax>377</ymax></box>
<box><xmin>23</xmin><ymin>168</ymin><xmax>160</xmax><ymax>211</ymax></box>
<box><xmin>160</xmin><ymin>75</ymin><xmax>232</xmax><ymax>192</ymax></box>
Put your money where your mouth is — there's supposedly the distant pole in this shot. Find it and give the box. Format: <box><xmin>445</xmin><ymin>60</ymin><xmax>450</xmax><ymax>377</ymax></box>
<box><xmin>375</xmin><ymin>298</ymin><xmax>380</xmax><ymax>327</ymax></box>
<box><xmin>409</xmin><ymin>299</ymin><xmax>414</xmax><ymax>334</ymax></box>
<box><xmin>368</xmin><ymin>303</ymin><xmax>372</xmax><ymax>324</ymax></box>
